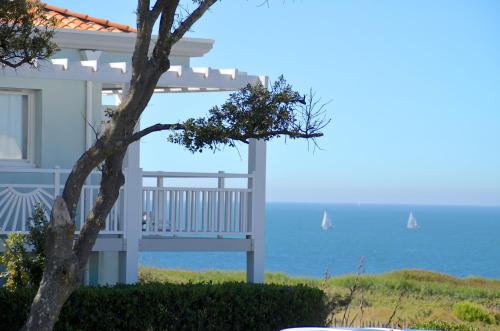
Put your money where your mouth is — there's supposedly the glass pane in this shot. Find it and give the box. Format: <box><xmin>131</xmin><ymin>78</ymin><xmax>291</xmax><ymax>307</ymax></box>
<box><xmin>0</xmin><ymin>94</ymin><xmax>29</xmax><ymax>160</ymax></box>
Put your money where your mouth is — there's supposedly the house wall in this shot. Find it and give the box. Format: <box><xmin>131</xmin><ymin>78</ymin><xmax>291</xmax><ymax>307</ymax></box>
<box><xmin>0</xmin><ymin>76</ymin><xmax>103</xmax><ymax>170</ymax></box>
<box><xmin>1</xmin><ymin>48</ymin><xmax>192</xmax><ymax>179</ymax></box>
<box><xmin>0</xmin><ymin>72</ymin><xmax>121</xmax><ymax>286</ymax></box>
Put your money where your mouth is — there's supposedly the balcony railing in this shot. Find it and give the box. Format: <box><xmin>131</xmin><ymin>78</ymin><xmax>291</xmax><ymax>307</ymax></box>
<box><xmin>0</xmin><ymin>168</ymin><xmax>124</xmax><ymax>235</ymax></box>
<box><xmin>141</xmin><ymin>171</ymin><xmax>253</xmax><ymax>237</ymax></box>
<box><xmin>0</xmin><ymin>168</ymin><xmax>253</xmax><ymax>239</ymax></box>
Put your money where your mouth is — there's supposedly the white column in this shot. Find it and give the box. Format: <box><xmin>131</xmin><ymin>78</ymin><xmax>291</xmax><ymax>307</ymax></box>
<box><xmin>246</xmin><ymin>138</ymin><xmax>266</xmax><ymax>283</ymax></box>
<box><xmin>116</xmin><ymin>85</ymin><xmax>142</xmax><ymax>284</ymax></box>
<box><xmin>83</xmin><ymin>81</ymin><xmax>95</xmax><ymax>279</ymax></box>
<box><xmin>85</xmin><ymin>81</ymin><xmax>93</xmax><ymax>150</ymax></box>
<box><xmin>120</xmin><ymin>164</ymin><xmax>142</xmax><ymax>283</ymax></box>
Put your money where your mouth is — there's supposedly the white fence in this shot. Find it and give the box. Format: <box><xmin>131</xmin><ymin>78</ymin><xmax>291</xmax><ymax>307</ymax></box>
<box><xmin>141</xmin><ymin>171</ymin><xmax>253</xmax><ymax>237</ymax></box>
<box><xmin>0</xmin><ymin>168</ymin><xmax>123</xmax><ymax>235</ymax></box>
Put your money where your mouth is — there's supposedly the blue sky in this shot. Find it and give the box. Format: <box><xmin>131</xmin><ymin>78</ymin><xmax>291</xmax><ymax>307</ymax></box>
<box><xmin>50</xmin><ymin>0</ymin><xmax>500</xmax><ymax>206</ymax></box>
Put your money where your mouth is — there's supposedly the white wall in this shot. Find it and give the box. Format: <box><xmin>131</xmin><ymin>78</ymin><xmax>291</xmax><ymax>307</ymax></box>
<box><xmin>0</xmin><ymin>76</ymin><xmax>102</xmax><ymax>169</ymax></box>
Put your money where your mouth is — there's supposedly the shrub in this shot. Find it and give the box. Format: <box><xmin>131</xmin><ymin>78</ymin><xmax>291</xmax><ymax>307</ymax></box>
<box><xmin>413</xmin><ymin>321</ymin><xmax>478</xmax><ymax>331</ymax></box>
<box><xmin>0</xmin><ymin>233</ymin><xmax>31</xmax><ymax>289</ymax></box>
<box><xmin>453</xmin><ymin>301</ymin><xmax>496</xmax><ymax>324</ymax></box>
<box><xmin>0</xmin><ymin>282</ymin><xmax>328</xmax><ymax>331</ymax></box>
<box><xmin>0</xmin><ymin>204</ymin><xmax>48</xmax><ymax>290</ymax></box>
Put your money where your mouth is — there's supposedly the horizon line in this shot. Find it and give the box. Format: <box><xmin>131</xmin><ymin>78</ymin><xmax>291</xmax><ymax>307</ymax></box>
<box><xmin>265</xmin><ymin>200</ymin><xmax>500</xmax><ymax>208</ymax></box>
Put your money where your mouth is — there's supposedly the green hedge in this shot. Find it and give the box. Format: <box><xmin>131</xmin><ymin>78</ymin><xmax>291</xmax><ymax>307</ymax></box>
<box><xmin>0</xmin><ymin>282</ymin><xmax>327</xmax><ymax>331</ymax></box>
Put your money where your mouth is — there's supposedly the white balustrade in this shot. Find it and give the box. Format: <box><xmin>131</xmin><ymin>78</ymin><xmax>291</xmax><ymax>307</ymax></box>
<box><xmin>141</xmin><ymin>171</ymin><xmax>253</xmax><ymax>237</ymax></box>
<box><xmin>0</xmin><ymin>168</ymin><xmax>254</xmax><ymax>238</ymax></box>
<box><xmin>0</xmin><ymin>168</ymin><xmax>123</xmax><ymax>234</ymax></box>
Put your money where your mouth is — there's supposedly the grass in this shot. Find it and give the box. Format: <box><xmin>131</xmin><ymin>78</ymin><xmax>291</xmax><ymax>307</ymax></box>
<box><xmin>139</xmin><ymin>267</ymin><xmax>500</xmax><ymax>330</ymax></box>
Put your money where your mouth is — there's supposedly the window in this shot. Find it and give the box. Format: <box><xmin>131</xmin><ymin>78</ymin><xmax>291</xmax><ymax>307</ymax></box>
<box><xmin>0</xmin><ymin>90</ymin><xmax>33</xmax><ymax>165</ymax></box>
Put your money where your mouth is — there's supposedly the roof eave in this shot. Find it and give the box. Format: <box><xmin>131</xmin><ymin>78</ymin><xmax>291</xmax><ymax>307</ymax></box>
<box><xmin>52</xmin><ymin>28</ymin><xmax>214</xmax><ymax>58</ymax></box>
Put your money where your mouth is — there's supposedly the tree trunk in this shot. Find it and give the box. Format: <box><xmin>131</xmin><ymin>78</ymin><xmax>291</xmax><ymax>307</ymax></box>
<box><xmin>21</xmin><ymin>269</ymin><xmax>79</xmax><ymax>331</ymax></box>
<box><xmin>19</xmin><ymin>2</ymin><xmax>220</xmax><ymax>329</ymax></box>
<box><xmin>22</xmin><ymin>198</ymin><xmax>80</xmax><ymax>331</ymax></box>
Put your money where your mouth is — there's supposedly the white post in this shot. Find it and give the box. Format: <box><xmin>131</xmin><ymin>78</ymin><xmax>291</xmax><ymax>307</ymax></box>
<box><xmin>246</xmin><ymin>139</ymin><xmax>266</xmax><ymax>283</ymax></box>
<box><xmin>116</xmin><ymin>84</ymin><xmax>142</xmax><ymax>284</ymax></box>
<box><xmin>120</xmin><ymin>149</ymin><xmax>142</xmax><ymax>284</ymax></box>
<box><xmin>53</xmin><ymin>166</ymin><xmax>61</xmax><ymax>197</ymax></box>
<box><xmin>156</xmin><ymin>176</ymin><xmax>163</xmax><ymax>188</ymax></box>
<box><xmin>85</xmin><ymin>81</ymin><xmax>93</xmax><ymax>150</ymax></box>
<box><xmin>218</xmin><ymin>171</ymin><xmax>225</xmax><ymax>233</ymax></box>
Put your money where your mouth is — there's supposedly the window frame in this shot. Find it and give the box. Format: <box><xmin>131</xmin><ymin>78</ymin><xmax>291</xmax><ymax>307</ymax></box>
<box><xmin>0</xmin><ymin>89</ymin><xmax>35</xmax><ymax>167</ymax></box>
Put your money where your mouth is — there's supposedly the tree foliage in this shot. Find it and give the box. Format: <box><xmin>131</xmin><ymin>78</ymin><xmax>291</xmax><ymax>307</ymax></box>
<box><xmin>167</xmin><ymin>76</ymin><xmax>329</xmax><ymax>152</ymax></box>
<box><xmin>0</xmin><ymin>204</ymin><xmax>49</xmax><ymax>291</ymax></box>
<box><xmin>0</xmin><ymin>0</ymin><xmax>58</xmax><ymax>68</ymax></box>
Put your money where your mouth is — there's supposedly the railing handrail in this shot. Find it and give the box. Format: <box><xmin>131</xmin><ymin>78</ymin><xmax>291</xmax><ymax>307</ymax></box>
<box><xmin>142</xmin><ymin>171</ymin><xmax>253</xmax><ymax>179</ymax></box>
<box><xmin>0</xmin><ymin>167</ymin><xmax>100</xmax><ymax>175</ymax></box>
<box><xmin>0</xmin><ymin>167</ymin><xmax>65</xmax><ymax>173</ymax></box>
<box><xmin>143</xmin><ymin>186</ymin><xmax>252</xmax><ymax>192</ymax></box>
<box><xmin>0</xmin><ymin>168</ymin><xmax>253</xmax><ymax>179</ymax></box>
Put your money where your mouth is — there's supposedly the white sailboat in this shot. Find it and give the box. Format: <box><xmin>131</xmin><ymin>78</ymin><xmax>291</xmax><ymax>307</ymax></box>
<box><xmin>321</xmin><ymin>210</ymin><xmax>333</xmax><ymax>230</ymax></box>
<box><xmin>407</xmin><ymin>212</ymin><xmax>419</xmax><ymax>229</ymax></box>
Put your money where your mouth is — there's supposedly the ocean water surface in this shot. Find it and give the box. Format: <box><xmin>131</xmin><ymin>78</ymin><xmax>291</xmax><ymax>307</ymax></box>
<box><xmin>140</xmin><ymin>203</ymin><xmax>500</xmax><ymax>279</ymax></box>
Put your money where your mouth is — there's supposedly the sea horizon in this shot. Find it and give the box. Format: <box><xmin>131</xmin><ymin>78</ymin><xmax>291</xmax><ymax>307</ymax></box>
<box><xmin>267</xmin><ymin>200</ymin><xmax>500</xmax><ymax>208</ymax></box>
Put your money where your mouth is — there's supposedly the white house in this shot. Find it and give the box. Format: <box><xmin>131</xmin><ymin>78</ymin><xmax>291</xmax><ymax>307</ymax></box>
<box><xmin>0</xmin><ymin>4</ymin><xmax>266</xmax><ymax>285</ymax></box>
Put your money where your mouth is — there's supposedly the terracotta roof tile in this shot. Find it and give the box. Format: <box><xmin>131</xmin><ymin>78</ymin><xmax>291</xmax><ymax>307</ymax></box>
<box><xmin>41</xmin><ymin>3</ymin><xmax>136</xmax><ymax>33</ymax></box>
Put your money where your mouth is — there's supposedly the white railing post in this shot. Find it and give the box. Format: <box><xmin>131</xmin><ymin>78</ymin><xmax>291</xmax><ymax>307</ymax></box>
<box><xmin>120</xmin><ymin>165</ymin><xmax>142</xmax><ymax>284</ymax></box>
<box><xmin>53</xmin><ymin>166</ymin><xmax>61</xmax><ymax>197</ymax></box>
<box><xmin>217</xmin><ymin>171</ymin><xmax>225</xmax><ymax>188</ymax></box>
<box><xmin>156</xmin><ymin>176</ymin><xmax>163</xmax><ymax>188</ymax></box>
<box><xmin>218</xmin><ymin>171</ymin><xmax>225</xmax><ymax>233</ymax></box>
<box><xmin>246</xmin><ymin>139</ymin><xmax>266</xmax><ymax>283</ymax></box>
<box><xmin>155</xmin><ymin>175</ymin><xmax>164</xmax><ymax>233</ymax></box>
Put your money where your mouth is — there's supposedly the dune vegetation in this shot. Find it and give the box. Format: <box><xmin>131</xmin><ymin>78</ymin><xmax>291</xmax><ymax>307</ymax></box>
<box><xmin>139</xmin><ymin>267</ymin><xmax>500</xmax><ymax>330</ymax></box>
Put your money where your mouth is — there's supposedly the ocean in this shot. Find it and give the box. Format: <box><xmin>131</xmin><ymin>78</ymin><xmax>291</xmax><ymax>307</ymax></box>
<box><xmin>139</xmin><ymin>203</ymin><xmax>500</xmax><ymax>279</ymax></box>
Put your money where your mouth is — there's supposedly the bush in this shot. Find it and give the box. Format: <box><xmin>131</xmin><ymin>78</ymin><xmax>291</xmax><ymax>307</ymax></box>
<box><xmin>453</xmin><ymin>301</ymin><xmax>496</xmax><ymax>324</ymax></box>
<box><xmin>0</xmin><ymin>204</ymin><xmax>48</xmax><ymax>290</ymax></box>
<box><xmin>413</xmin><ymin>321</ymin><xmax>478</xmax><ymax>331</ymax></box>
<box><xmin>0</xmin><ymin>282</ymin><xmax>328</xmax><ymax>331</ymax></box>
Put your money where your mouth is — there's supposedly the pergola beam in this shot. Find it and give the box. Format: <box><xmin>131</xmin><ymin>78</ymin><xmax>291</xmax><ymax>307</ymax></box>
<box><xmin>0</xmin><ymin>60</ymin><xmax>262</xmax><ymax>91</ymax></box>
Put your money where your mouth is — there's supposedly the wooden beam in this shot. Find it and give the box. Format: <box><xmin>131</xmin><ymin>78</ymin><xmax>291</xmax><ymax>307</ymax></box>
<box><xmin>139</xmin><ymin>237</ymin><xmax>252</xmax><ymax>252</ymax></box>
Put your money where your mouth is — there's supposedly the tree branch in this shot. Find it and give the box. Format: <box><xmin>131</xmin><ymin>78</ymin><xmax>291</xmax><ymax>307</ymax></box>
<box><xmin>129</xmin><ymin>122</ymin><xmax>185</xmax><ymax>143</ymax></box>
<box><xmin>170</xmin><ymin>0</ymin><xmax>217</xmax><ymax>44</ymax></box>
<box><xmin>150</xmin><ymin>0</ymin><xmax>170</xmax><ymax>21</ymax></box>
<box><xmin>73</xmin><ymin>151</ymin><xmax>126</xmax><ymax>265</ymax></box>
<box><xmin>151</xmin><ymin>0</ymin><xmax>179</xmax><ymax>67</ymax></box>
<box><xmin>128</xmin><ymin>122</ymin><xmax>323</xmax><ymax>147</ymax></box>
<box><xmin>131</xmin><ymin>0</ymin><xmax>156</xmax><ymax>80</ymax></box>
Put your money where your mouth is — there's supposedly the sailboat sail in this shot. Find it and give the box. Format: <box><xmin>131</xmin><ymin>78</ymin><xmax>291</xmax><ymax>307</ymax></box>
<box><xmin>407</xmin><ymin>212</ymin><xmax>418</xmax><ymax>229</ymax></box>
<box><xmin>321</xmin><ymin>210</ymin><xmax>333</xmax><ymax>230</ymax></box>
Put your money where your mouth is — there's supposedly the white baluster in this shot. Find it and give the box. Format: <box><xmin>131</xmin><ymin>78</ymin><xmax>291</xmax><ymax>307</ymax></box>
<box><xmin>169</xmin><ymin>190</ymin><xmax>174</xmax><ymax>234</ymax></box>
<box><xmin>218</xmin><ymin>171</ymin><xmax>225</xmax><ymax>233</ymax></box>
<box><xmin>194</xmin><ymin>191</ymin><xmax>199</xmax><ymax>232</ymax></box>
<box><xmin>202</xmin><ymin>191</ymin><xmax>207</xmax><ymax>232</ymax></box>
<box><xmin>186</xmin><ymin>191</ymin><xmax>190</xmax><ymax>232</ymax></box>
